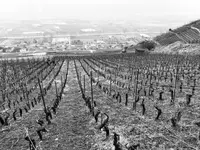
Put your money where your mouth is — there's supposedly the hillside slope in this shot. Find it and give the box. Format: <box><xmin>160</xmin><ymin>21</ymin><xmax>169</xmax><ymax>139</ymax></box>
<box><xmin>154</xmin><ymin>41</ymin><xmax>200</xmax><ymax>54</ymax></box>
<box><xmin>154</xmin><ymin>19</ymin><xmax>200</xmax><ymax>45</ymax></box>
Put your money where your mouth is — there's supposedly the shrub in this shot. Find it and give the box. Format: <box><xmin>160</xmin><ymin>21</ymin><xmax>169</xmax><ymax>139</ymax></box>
<box><xmin>137</xmin><ymin>40</ymin><xmax>157</xmax><ymax>51</ymax></box>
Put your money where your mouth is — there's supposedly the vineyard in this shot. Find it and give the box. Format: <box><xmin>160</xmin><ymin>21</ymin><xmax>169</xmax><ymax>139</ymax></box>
<box><xmin>154</xmin><ymin>20</ymin><xmax>200</xmax><ymax>46</ymax></box>
<box><xmin>0</xmin><ymin>52</ymin><xmax>200</xmax><ymax>150</ymax></box>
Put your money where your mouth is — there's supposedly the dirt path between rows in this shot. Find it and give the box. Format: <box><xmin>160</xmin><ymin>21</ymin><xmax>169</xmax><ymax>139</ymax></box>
<box><xmin>49</xmin><ymin>63</ymin><xmax>95</xmax><ymax>150</ymax></box>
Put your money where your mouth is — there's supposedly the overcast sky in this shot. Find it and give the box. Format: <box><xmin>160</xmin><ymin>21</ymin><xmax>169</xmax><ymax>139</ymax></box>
<box><xmin>0</xmin><ymin>0</ymin><xmax>199</xmax><ymax>22</ymax></box>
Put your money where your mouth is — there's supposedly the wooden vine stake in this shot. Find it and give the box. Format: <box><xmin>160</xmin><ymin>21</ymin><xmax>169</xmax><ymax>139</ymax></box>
<box><xmin>74</xmin><ymin>60</ymin><xmax>84</xmax><ymax>98</ymax></box>
<box><xmin>114</xmin><ymin>68</ymin><xmax>117</xmax><ymax>83</ymax></box>
<box><xmin>134</xmin><ymin>69</ymin><xmax>139</xmax><ymax>111</ymax></box>
<box><xmin>66</xmin><ymin>60</ymin><xmax>69</xmax><ymax>81</ymax></box>
<box><xmin>38</xmin><ymin>78</ymin><xmax>47</xmax><ymax>114</ymax></box>
<box><xmin>90</xmin><ymin>71</ymin><xmax>94</xmax><ymax>113</ymax></box>
<box><xmin>148</xmin><ymin>70</ymin><xmax>152</xmax><ymax>96</ymax></box>
<box><xmin>79</xmin><ymin>71</ymin><xmax>82</xmax><ymax>89</ymax></box>
<box><xmin>83</xmin><ymin>75</ymin><xmax>86</xmax><ymax>95</ymax></box>
<box><xmin>109</xmin><ymin>73</ymin><xmax>112</xmax><ymax>95</ymax></box>
<box><xmin>172</xmin><ymin>60</ymin><xmax>179</xmax><ymax>105</ymax></box>
<box><xmin>128</xmin><ymin>68</ymin><xmax>134</xmax><ymax>92</ymax></box>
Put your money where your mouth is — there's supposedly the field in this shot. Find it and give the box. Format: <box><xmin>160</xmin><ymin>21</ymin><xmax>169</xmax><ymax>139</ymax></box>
<box><xmin>0</xmin><ymin>53</ymin><xmax>200</xmax><ymax>150</ymax></box>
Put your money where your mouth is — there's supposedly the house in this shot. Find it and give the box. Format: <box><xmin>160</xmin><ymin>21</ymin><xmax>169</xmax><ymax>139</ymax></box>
<box><xmin>20</xmin><ymin>48</ymin><xmax>27</xmax><ymax>53</ymax></box>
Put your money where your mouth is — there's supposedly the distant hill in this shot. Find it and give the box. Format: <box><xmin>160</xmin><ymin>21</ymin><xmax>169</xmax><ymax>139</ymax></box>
<box><xmin>154</xmin><ymin>19</ymin><xmax>200</xmax><ymax>45</ymax></box>
<box><xmin>0</xmin><ymin>20</ymin><xmax>125</xmax><ymax>37</ymax></box>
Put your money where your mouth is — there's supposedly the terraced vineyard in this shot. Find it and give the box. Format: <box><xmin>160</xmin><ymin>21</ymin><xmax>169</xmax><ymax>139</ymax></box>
<box><xmin>0</xmin><ymin>53</ymin><xmax>200</xmax><ymax>150</ymax></box>
<box><xmin>154</xmin><ymin>20</ymin><xmax>200</xmax><ymax>45</ymax></box>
